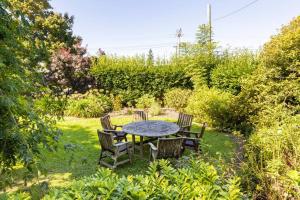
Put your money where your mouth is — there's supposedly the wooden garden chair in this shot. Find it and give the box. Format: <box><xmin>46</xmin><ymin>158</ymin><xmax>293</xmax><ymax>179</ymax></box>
<box><xmin>133</xmin><ymin>110</ymin><xmax>148</xmax><ymax>121</ymax></box>
<box><xmin>176</xmin><ymin>113</ymin><xmax>193</xmax><ymax>131</ymax></box>
<box><xmin>179</xmin><ymin>122</ymin><xmax>207</xmax><ymax>153</ymax></box>
<box><xmin>97</xmin><ymin>130</ymin><xmax>132</xmax><ymax>169</ymax></box>
<box><xmin>148</xmin><ymin>137</ymin><xmax>184</xmax><ymax>161</ymax></box>
<box><xmin>100</xmin><ymin>114</ymin><xmax>127</xmax><ymax>142</ymax></box>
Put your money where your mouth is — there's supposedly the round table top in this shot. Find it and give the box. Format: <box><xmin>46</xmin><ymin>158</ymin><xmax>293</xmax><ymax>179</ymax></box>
<box><xmin>122</xmin><ymin>120</ymin><xmax>180</xmax><ymax>137</ymax></box>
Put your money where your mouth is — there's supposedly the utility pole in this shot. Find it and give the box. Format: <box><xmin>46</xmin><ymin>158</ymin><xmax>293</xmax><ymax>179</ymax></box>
<box><xmin>207</xmin><ymin>3</ymin><xmax>212</xmax><ymax>44</ymax></box>
<box><xmin>176</xmin><ymin>28</ymin><xmax>183</xmax><ymax>57</ymax></box>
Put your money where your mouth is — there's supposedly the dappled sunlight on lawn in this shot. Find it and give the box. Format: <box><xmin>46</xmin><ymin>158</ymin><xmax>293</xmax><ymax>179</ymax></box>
<box><xmin>9</xmin><ymin>115</ymin><xmax>237</xmax><ymax>190</ymax></box>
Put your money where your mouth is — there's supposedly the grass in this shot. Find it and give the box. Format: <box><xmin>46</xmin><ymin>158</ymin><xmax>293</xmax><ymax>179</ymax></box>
<box><xmin>5</xmin><ymin>115</ymin><xmax>236</xmax><ymax>191</ymax></box>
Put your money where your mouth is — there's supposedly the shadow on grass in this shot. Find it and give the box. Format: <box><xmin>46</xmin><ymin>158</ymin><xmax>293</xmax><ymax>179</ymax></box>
<box><xmin>7</xmin><ymin>116</ymin><xmax>236</xmax><ymax>192</ymax></box>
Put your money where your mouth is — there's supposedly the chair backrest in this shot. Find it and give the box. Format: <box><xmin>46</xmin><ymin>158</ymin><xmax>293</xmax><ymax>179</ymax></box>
<box><xmin>133</xmin><ymin>110</ymin><xmax>148</xmax><ymax>121</ymax></box>
<box><xmin>97</xmin><ymin>130</ymin><xmax>114</xmax><ymax>152</ymax></box>
<box><xmin>157</xmin><ymin>138</ymin><xmax>184</xmax><ymax>159</ymax></box>
<box><xmin>177</xmin><ymin>113</ymin><xmax>193</xmax><ymax>128</ymax></box>
<box><xmin>100</xmin><ymin>115</ymin><xmax>114</xmax><ymax>130</ymax></box>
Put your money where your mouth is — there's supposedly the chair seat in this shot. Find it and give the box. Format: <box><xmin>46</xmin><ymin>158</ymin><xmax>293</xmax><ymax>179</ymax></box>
<box><xmin>184</xmin><ymin>139</ymin><xmax>199</xmax><ymax>147</ymax></box>
<box><xmin>115</xmin><ymin>142</ymin><xmax>132</xmax><ymax>152</ymax></box>
<box><xmin>114</xmin><ymin>131</ymin><xmax>127</xmax><ymax>137</ymax></box>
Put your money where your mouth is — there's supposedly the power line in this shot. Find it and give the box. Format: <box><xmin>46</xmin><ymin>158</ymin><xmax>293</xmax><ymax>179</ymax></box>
<box><xmin>213</xmin><ymin>0</ymin><xmax>260</xmax><ymax>21</ymax></box>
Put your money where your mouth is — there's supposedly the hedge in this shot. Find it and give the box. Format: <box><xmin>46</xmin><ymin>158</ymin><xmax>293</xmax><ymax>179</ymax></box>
<box><xmin>91</xmin><ymin>62</ymin><xmax>193</xmax><ymax>105</ymax></box>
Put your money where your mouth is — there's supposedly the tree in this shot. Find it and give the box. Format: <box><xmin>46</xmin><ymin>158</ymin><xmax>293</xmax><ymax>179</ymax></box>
<box><xmin>46</xmin><ymin>40</ymin><xmax>93</xmax><ymax>94</ymax></box>
<box><xmin>146</xmin><ymin>49</ymin><xmax>154</xmax><ymax>67</ymax></box>
<box><xmin>0</xmin><ymin>0</ymin><xmax>76</xmax><ymax>189</ymax></box>
<box><xmin>196</xmin><ymin>24</ymin><xmax>211</xmax><ymax>46</ymax></box>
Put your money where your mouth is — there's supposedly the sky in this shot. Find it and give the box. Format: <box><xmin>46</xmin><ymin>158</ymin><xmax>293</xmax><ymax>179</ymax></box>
<box><xmin>50</xmin><ymin>0</ymin><xmax>300</xmax><ymax>57</ymax></box>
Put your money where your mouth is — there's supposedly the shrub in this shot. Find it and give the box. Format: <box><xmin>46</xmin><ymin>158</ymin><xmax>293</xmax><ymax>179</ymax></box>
<box><xmin>186</xmin><ymin>87</ymin><xmax>233</xmax><ymax>129</ymax></box>
<box><xmin>149</xmin><ymin>102</ymin><xmax>162</xmax><ymax>116</ymax></box>
<box><xmin>136</xmin><ymin>94</ymin><xmax>155</xmax><ymax>109</ymax></box>
<box><xmin>164</xmin><ymin>88</ymin><xmax>192</xmax><ymax>111</ymax></box>
<box><xmin>66</xmin><ymin>90</ymin><xmax>112</xmax><ymax>118</ymax></box>
<box><xmin>242</xmin><ymin>117</ymin><xmax>300</xmax><ymax>199</ymax></box>
<box><xmin>211</xmin><ymin>49</ymin><xmax>257</xmax><ymax>95</ymax></box>
<box><xmin>41</xmin><ymin>159</ymin><xmax>242</xmax><ymax>199</ymax></box>
<box><xmin>111</xmin><ymin>95</ymin><xmax>122</xmax><ymax>111</ymax></box>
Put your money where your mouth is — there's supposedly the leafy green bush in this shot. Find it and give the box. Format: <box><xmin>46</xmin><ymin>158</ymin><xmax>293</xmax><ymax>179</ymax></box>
<box><xmin>136</xmin><ymin>94</ymin><xmax>155</xmax><ymax>109</ymax></box>
<box><xmin>164</xmin><ymin>88</ymin><xmax>192</xmax><ymax>111</ymax></box>
<box><xmin>242</xmin><ymin>117</ymin><xmax>300</xmax><ymax>199</ymax></box>
<box><xmin>211</xmin><ymin>49</ymin><xmax>257</xmax><ymax>94</ymax></box>
<box><xmin>238</xmin><ymin>16</ymin><xmax>300</xmax><ymax>199</ymax></box>
<box><xmin>91</xmin><ymin>56</ymin><xmax>193</xmax><ymax>105</ymax></box>
<box><xmin>186</xmin><ymin>87</ymin><xmax>233</xmax><ymax>129</ymax></box>
<box><xmin>66</xmin><ymin>90</ymin><xmax>112</xmax><ymax>118</ymax></box>
<box><xmin>111</xmin><ymin>95</ymin><xmax>122</xmax><ymax>111</ymax></box>
<box><xmin>41</xmin><ymin>160</ymin><xmax>242</xmax><ymax>199</ymax></box>
<box><xmin>149</xmin><ymin>102</ymin><xmax>162</xmax><ymax>116</ymax></box>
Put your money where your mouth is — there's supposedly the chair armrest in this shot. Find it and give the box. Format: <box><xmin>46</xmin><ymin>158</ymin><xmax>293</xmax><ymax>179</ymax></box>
<box><xmin>148</xmin><ymin>142</ymin><xmax>157</xmax><ymax>151</ymax></box>
<box><xmin>114</xmin><ymin>125</ymin><xmax>123</xmax><ymax>129</ymax></box>
<box><xmin>104</xmin><ymin>129</ymin><xmax>124</xmax><ymax>134</ymax></box>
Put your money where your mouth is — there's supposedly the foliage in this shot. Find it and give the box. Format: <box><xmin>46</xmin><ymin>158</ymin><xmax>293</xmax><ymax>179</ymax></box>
<box><xmin>186</xmin><ymin>87</ymin><xmax>233</xmax><ymax>129</ymax></box>
<box><xmin>136</xmin><ymin>94</ymin><xmax>155</xmax><ymax>109</ymax></box>
<box><xmin>40</xmin><ymin>159</ymin><xmax>242</xmax><ymax>200</ymax></box>
<box><xmin>149</xmin><ymin>102</ymin><xmax>162</xmax><ymax>116</ymax></box>
<box><xmin>65</xmin><ymin>90</ymin><xmax>112</xmax><ymax>118</ymax></box>
<box><xmin>9</xmin><ymin>0</ymin><xmax>77</xmax><ymax>63</ymax></box>
<box><xmin>211</xmin><ymin>49</ymin><xmax>258</xmax><ymax>94</ymax></box>
<box><xmin>146</xmin><ymin>49</ymin><xmax>154</xmax><ymax>67</ymax></box>
<box><xmin>242</xmin><ymin>117</ymin><xmax>300</xmax><ymax>199</ymax></box>
<box><xmin>111</xmin><ymin>95</ymin><xmax>122</xmax><ymax>111</ymax></box>
<box><xmin>46</xmin><ymin>40</ymin><xmax>92</xmax><ymax>94</ymax></box>
<box><xmin>0</xmin><ymin>0</ymin><xmax>63</xmax><ymax>189</ymax></box>
<box><xmin>238</xmin><ymin>16</ymin><xmax>300</xmax><ymax>199</ymax></box>
<box><xmin>175</xmin><ymin>23</ymin><xmax>219</xmax><ymax>88</ymax></box>
<box><xmin>91</xmin><ymin>56</ymin><xmax>193</xmax><ymax>105</ymax></box>
<box><xmin>164</xmin><ymin>88</ymin><xmax>192</xmax><ymax>111</ymax></box>
<box><xmin>232</xmin><ymin>16</ymin><xmax>300</xmax><ymax>133</ymax></box>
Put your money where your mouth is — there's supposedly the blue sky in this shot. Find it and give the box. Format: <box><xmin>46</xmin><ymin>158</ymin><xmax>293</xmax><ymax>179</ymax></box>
<box><xmin>50</xmin><ymin>0</ymin><xmax>300</xmax><ymax>57</ymax></box>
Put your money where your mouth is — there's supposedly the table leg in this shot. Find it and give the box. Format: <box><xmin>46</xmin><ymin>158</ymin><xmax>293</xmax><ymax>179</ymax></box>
<box><xmin>132</xmin><ymin>135</ymin><xmax>135</xmax><ymax>154</ymax></box>
<box><xmin>140</xmin><ymin>136</ymin><xmax>144</xmax><ymax>157</ymax></box>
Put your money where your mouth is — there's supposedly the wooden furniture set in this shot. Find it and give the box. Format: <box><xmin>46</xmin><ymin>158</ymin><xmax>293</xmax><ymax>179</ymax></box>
<box><xmin>98</xmin><ymin>111</ymin><xmax>207</xmax><ymax>169</ymax></box>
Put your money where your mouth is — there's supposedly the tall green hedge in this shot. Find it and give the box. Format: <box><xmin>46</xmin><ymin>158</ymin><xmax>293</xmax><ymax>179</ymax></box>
<box><xmin>91</xmin><ymin>58</ymin><xmax>193</xmax><ymax>105</ymax></box>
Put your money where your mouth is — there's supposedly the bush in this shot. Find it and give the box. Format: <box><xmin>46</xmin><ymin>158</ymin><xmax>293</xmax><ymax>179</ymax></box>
<box><xmin>211</xmin><ymin>49</ymin><xmax>257</xmax><ymax>94</ymax></box>
<box><xmin>91</xmin><ymin>56</ymin><xmax>193</xmax><ymax>105</ymax></box>
<box><xmin>136</xmin><ymin>94</ymin><xmax>155</xmax><ymax>109</ymax></box>
<box><xmin>186</xmin><ymin>87</ymin><xmax>233</xmax><ymax>129</ymax></box>
<box><xmin>149</xmin><ymin>102</ymin><xmax>162</xmax><ymax>116</ymax></box>
<box><xmin>111</xmin><ymin>95</ymin><xmax>122</xmax><ymax>111</ymax></box>
<box><xmin>41</xmin><ymin>160</ymin><xmax>242</xmax><ymax>199</ymax></box>
<box><xmin>242</xmin><ymin>117</ymin><xmax>300</xmax><ymax>199</ymax></box>
<box><xmin>164</xmin><ymin>88</ymin><xmax>192</xmax><ymax>111</ymax></box>
<box><xmin>66</xmin><ymin>90</ymin><xmax>112</xmax><ymax>118</ymax></box>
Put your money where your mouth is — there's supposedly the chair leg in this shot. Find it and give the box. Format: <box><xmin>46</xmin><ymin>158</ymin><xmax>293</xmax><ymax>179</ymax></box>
<box><xmin>127</xmin><ymin>147</ymin><xmax>132</xmax><ymax>164</ymax></box>
<box><xmin>98</xmin><ymin>150</ymin><xmax>103</xmax><ymax>165</ymax></box>
<box><xmin>113</xmin><ymin>157</ymin><xmax>118</xmax><ymax>169</ymax></box>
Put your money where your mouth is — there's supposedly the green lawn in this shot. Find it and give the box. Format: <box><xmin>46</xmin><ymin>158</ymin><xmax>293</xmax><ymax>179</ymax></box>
<box><xmin>9</xmin><ymin>115</ymin><xmax>236</xmax><ymax>190</ymax></box>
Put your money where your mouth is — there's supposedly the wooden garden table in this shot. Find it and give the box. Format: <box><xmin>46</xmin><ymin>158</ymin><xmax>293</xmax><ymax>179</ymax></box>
<box><xmin>122</xmin><ymin>120</ymin><xmax>180</xmax><ymax>157</ymax></box>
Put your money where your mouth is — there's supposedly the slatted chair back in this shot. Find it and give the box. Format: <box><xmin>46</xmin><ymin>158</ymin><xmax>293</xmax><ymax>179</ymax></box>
<box><xmin>100</xmin><ymin>115</ymin><xmax>114</xmax><ymax>130</ymax></box>
<box><xmin>97</xmin><ymin>130</ymin><xmax>114</xmax><ymax>152</ymax></box>
<box><xmin>133</xmin><ymin>110</ymin><xmax>148</xmax><ymax>121</ymax></box>
<box><xmin>157</xmin><ymin>138</ymin><xmax>184</xmax><ymax>159</ymax></box>
<box><xmin>177</xmin><ymin>113</ymin><xmax>193</xmax><ymax>130</ymax></box>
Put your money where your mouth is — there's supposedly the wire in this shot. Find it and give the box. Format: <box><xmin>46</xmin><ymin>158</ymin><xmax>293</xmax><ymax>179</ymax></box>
<box><xmin>213</xmin><ymin>0</ymin><xmax>260</xmax><ymax>21</ymax></box>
